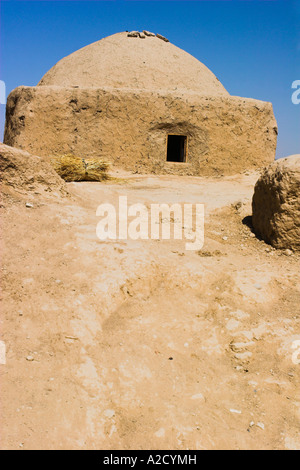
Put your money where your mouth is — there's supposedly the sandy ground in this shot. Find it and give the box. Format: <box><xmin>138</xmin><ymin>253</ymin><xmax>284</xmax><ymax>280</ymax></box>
<box><xmin>0</xmin><ymin>171</ymin><xmax>299</xmax><ymax>450</ymax></box>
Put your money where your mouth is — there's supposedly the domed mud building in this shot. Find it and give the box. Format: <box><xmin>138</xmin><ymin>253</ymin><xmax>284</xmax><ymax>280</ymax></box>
<box><xmin>4</xmin><ymin>31</ymin><xmax>278</xmax><ymax>175</ymax></box>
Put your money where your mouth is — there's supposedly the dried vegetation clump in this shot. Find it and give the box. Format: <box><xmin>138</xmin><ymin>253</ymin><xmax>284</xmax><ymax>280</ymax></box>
<box><xmin>50</xmin><ymin>154</ymin><xmax>110</xmax><ymax>182</ymax></box>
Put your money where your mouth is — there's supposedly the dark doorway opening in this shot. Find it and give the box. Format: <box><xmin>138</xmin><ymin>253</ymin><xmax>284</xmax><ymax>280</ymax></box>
<box><xmin>166</xmin><ymin>135</ymin><xmax>187</xmax><ymax>162</ymax></box>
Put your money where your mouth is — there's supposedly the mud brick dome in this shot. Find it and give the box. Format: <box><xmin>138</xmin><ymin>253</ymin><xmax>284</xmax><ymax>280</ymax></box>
<box><xmin>4</xmin><ymin>31</ymin><xmax>278</xmax><ymax>175</ymax></box>
<box><xmin>38</xmin><ymin>32</ymin><xmax>229</xmax><ymax>95</ymax></box>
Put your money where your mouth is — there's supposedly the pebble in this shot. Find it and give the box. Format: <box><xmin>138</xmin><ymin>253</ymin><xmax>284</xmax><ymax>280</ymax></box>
<box><xmin>127</xmin><ymin>31</ymin><xmax>139</xmax><ymax>37</ymax></box>
<box><xmin>222</xmin><ymin>236</ymin><xmax>228</xmax><ymax>241</ymax></box>
<box><xmin>283</xmin><ymin>249</ymin><xmax>293</xmax><ymax>256</ymax></box>
<box><xmin>156</xmin><ymin>33</ymin><xmax>169</xmax><ymax>42</ymax></box>
<box><xmin>104</xmin><ymin>409</ymin><xmax>115</xmax><ymax>419</ymax></box>
<box><xmin>226</xmin><ymin>319</ymin><xmax>240</xmax><ymax>331</ymax></box>
<box><xmin>233</xmin><ymin>201</ymin><xmax>242</xmax><ymax>210</ymax></box>
<box><xmin>143</xmin><ymin>30</ymin><xmax>155</xmax><ymax>37</ymax></box>
<box><xmin>257</xmin><ymin>422</ymin><xmax>265</xmax><ymax>430</ymax></box>
<box><xmin>65</xmin><ymin>336</ymin><xmax>78</xmax><ymax>341</ymax></box>
<box><xmin>25</xmin><ymin>202</ymin><xmax>34</xmax><ymax>208</ymax></box>
<box><xmin>0</xmin><ymin>341</ymin><xmax>6</xmax><ymax>365</ymax></box>
<box><xmin>234</xmin><ymin>351</ymin><xmax>252</xmax><ymax>360</ymax></box>
<box><xmin>26</xmin><ymin>356</ymin><xmax>34</xmax><ymax>362</ymax></box>
<box><xmin>230</xmin><ymin>409</ymin><xmax>242</xmax><ymax>414</ymax></box>
<box><xmin>248</xmin><ymin>381</ymin><xmax>258</xmax><ymax>387</ymax></box>
<box><xmin>191</xmin><ymin>393</ymin><xmax>204</xmax><ymax>400</ymax></box>
<box><xmin>154</xmin><ymin>428</ymin><xmax>165</xmax><ymax>438</ymax></box>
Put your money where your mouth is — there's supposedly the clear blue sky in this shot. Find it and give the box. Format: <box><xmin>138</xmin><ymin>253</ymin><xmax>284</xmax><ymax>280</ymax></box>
<box><xmin>0</xmin><ymin>0</ymin><xmax>299</xmax><ymax>158</ymax></box>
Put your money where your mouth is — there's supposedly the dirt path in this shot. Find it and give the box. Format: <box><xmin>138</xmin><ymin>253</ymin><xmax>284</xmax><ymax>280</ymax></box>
<box><xmin>0</xmin><ymin>173</ymin><xmax>299</xmax><ymax>449</ymax></box>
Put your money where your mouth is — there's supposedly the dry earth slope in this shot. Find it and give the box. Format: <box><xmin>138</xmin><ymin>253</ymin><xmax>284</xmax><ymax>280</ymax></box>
<box><xmin>0</xmin><ymin>146</ymin><xmax>299</xmax><ymax>449</ymax></box>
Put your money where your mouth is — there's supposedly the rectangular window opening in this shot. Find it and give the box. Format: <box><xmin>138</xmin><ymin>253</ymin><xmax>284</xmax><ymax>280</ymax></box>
<box><xmin>166</xmin><ymin>135</ymin><xmax>187</xmax><ymax>163</ymax></box>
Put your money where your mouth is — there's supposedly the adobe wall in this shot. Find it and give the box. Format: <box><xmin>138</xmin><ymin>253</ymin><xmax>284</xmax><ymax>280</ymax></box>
<box><xmin>4</xmin><ymin>86</ymin><xmax>277</xmax><ymax>176</ymax></box>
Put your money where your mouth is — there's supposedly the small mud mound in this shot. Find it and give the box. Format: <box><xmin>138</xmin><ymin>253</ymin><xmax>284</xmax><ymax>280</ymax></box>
<box><xmin>252</xmin><ymin>155</ymin><xmax>300</xmax><ymax>251</ymax></box>
<box><xmin>0</xmin><ymin>143</ymin><xmax>68</xmax><ymax>201</ymax></box>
